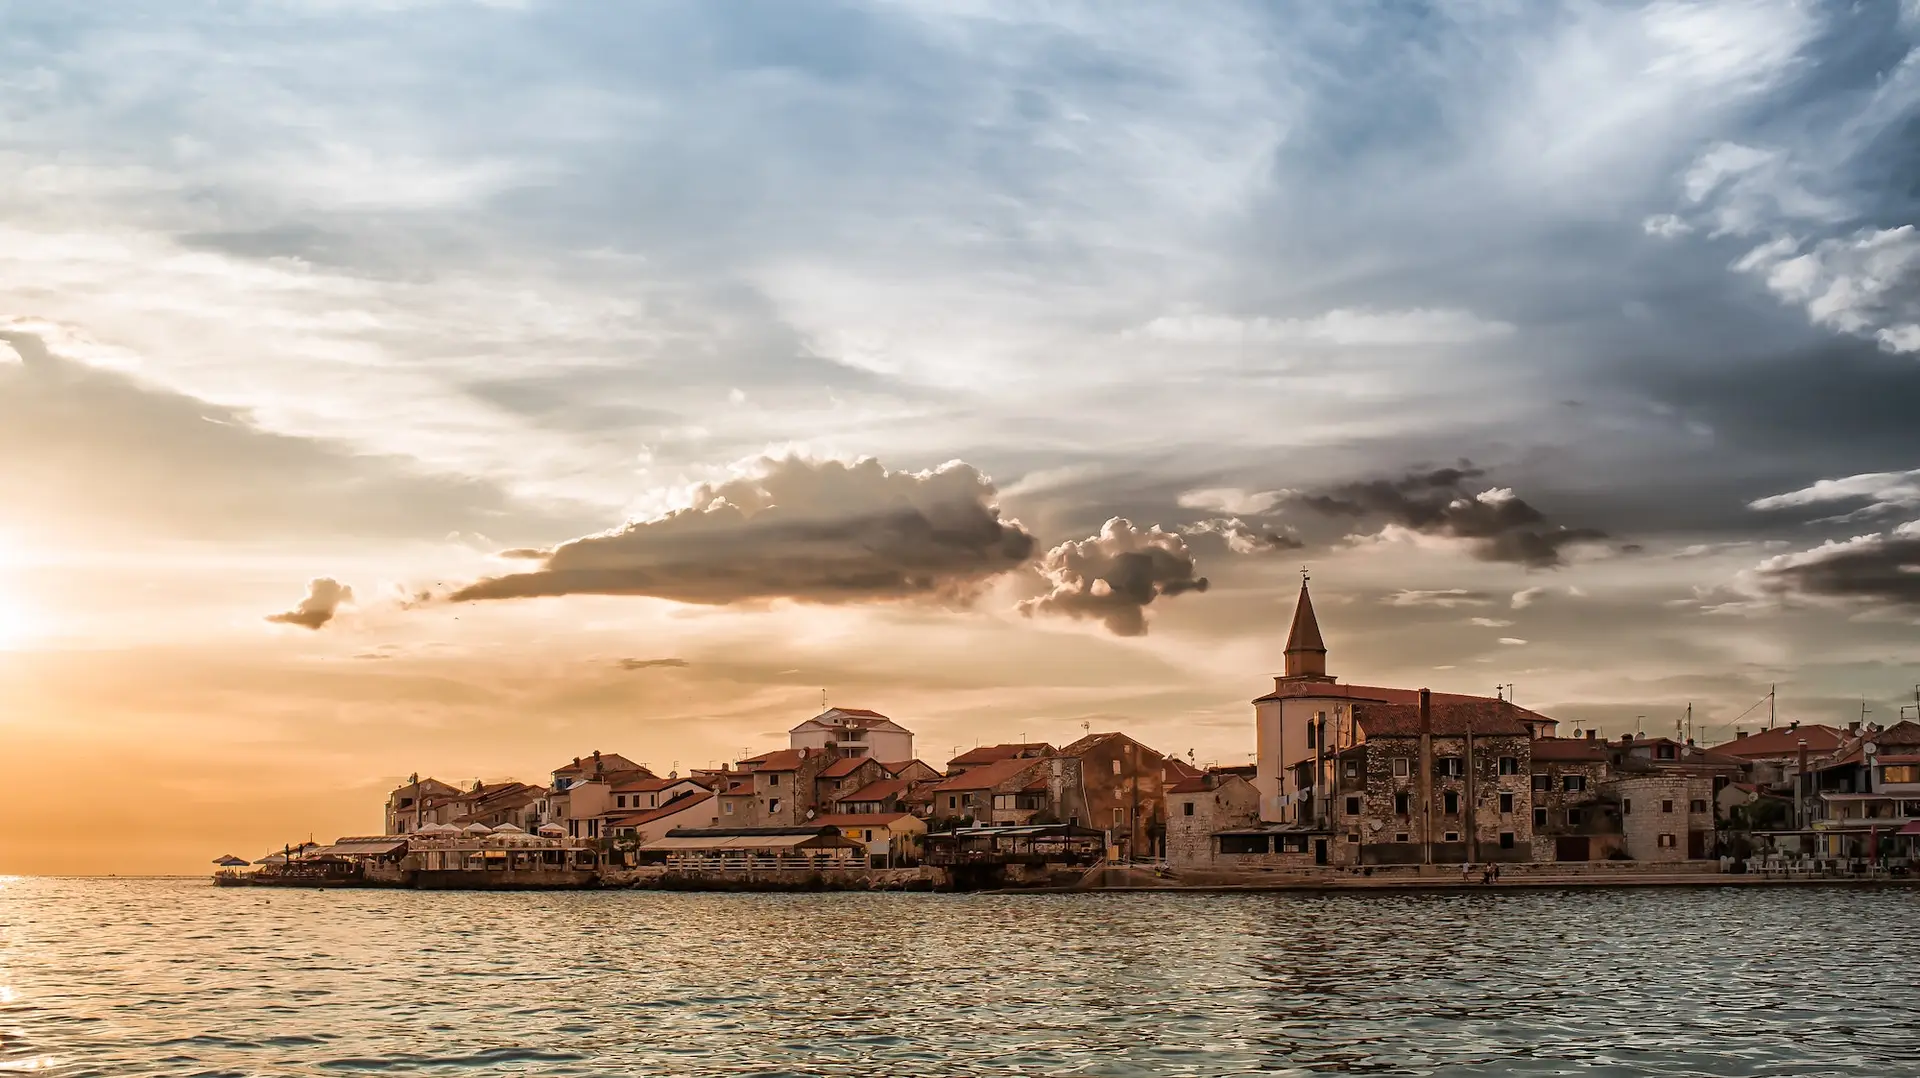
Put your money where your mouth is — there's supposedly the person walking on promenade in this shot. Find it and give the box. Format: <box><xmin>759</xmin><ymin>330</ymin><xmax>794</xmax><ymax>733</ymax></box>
<box><xmin>1460</xmin><ymin>860</ymin><xmax>1471</xmax><ymax>882</ymax></box>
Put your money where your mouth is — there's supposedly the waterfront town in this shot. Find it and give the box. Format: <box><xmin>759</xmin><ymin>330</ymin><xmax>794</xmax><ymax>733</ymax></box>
<box><xmin>229</xmin><ymin>580</ymin><xmax>1920</xmax><ymax>890</ymax></box>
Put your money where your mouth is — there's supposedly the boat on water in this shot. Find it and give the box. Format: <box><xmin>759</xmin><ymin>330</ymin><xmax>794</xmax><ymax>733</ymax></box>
<box><xmin>215</xmin><ymin>824</ymin><xmax>603</xmax><ymax>890</ymax></box>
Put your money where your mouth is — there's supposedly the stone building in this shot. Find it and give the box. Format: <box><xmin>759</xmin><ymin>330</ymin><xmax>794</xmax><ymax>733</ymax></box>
<box><xmin>383</xmin><ymin>776</ymin><xmax>466</xmax><ymax>835</ymax></box>
<box><xmin>946</xmin><ymin>742</ymin><xmax>1055</xmax><ymax>775</ymax></box>
<box><xmin>1165</xmin><ymin>772</ymin><xmax>1261</xmax><ymax>869</ymax></box>
<box><xmin>1055</xmin><ymin>732</ymin><xmax>1172</xmax><ymax>860</ymax></box>
<box><xmin>1340</xmin><ymin>695</ymin><xmax>1538</xmax><ymax>867</ymax></box>
<box><xmin>1604</xmin><ymin>734</ymin><xmax>1744</xmax><ymax>860</ymax></box>
<box><xmin>789</xmin><ymin>707</ymin><xmax>915</xmax><ymax>764</ymax></box>
<box><xmin>742</xmin><ymin>747</ymin><xmax>836</xmax><ymax>827</ymax></box>
<box><xmin>1252</xmin><ymin>579</ymin><xmax>1556</xmax><ymax>840</ymax></box>
<box><xmin>1530</xmin><ymin>735</ymin><xmax>1624</xmax><ymax>862</ymax></box>
<box><xmin>925</xmin><ymin>756</ymin><xmax>1052</xmax><ymax>825</ymax></box>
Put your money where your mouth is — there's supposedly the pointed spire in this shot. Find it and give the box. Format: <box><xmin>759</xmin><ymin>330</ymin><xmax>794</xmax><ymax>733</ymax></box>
<box><xmin>1283</xmin><ymin>572</ymin><xmax>1328</xmax><ymax>679</ymax></box>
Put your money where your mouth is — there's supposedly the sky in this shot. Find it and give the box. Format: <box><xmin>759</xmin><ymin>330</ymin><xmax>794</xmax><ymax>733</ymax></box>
<box><xmin>3</xmin><ymin>0</ymin><xmax>1919</xmax><ymax>875</ymax></box>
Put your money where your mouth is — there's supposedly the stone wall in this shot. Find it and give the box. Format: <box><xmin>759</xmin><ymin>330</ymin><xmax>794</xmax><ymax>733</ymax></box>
<box><xmin>1345</xmin><ymin>733</ymin><xmax>1534</xmax><ymax>866</ymax></box>
<box><xmin>1166</xmin><ymin>777</ymin><xmax>1260</xmax><ymax>869</ymax></box>
<box><xmin>1530</xmin><ymin>757</ymin><xmax>1619</xmax><ymax>862</ymax></box>
<box><xmin>1610</xmin><ymin>774</ymin><xmax>1716</xmax><ymax>862</ymax></box>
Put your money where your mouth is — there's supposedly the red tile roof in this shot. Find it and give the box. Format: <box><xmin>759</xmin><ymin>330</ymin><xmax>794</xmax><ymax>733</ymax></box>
<box><xmin>746</xmin><ymin>749</ymin><xmax>809</xmax><ymax>772</ymax></box>
<box><xmin>1875</xmin><ymin>753</ymin><xmax>1920</xmax><ymax>765</ymax></box>
<box><xmin>948</xmin><ymin>743</ymin><xmax>1054</xmax><ymax>768</ymax></box>
<box><xmin>1353</xmin><ymin>700</ymin><xmax>1537</xmax><ymax>737</ymax></box>
<box><xmin>1707</xmin><ymin>725</ymin><xmax>1845</xmax><ymax>759</ymax></box>
<box><xmin>1161</xmin><ymin>757</ymin><xmax>1205</xmax><ymax>781</ymax></box>
<box><xmin>553</xmin><ymin>752</ymin><xmax>650</xmax><ymax>777</ymax></box>
<box><xmin>820</xmin><ymin>757</ymin><xmax>872</xmax><ymax>779</ymax></box>
<box><xmin>1168</xmin><ymin>773</ymin><xmax>1252</xmax><ymax>795</ymax></box>
<box><xmin>1875</xmin><ymin>721</ymin><xmax>1920</xmax><ymax>748</ymax></box>
<box><xmin>1254</xmin><ymin>682</ymin><xmax>1513</xmax><ymax>707</ymax></box>
<box><xmin>836</xmin><ymin>778</ymin><xmax>909</xmax><ymax>804</ymax></box>
<box><xmin>609</xmin><ymin>791</ymin><xmax>714</xmax><ymax>827</ymax></box>
<box><xmin>1530</xmin><ymin>738</ymin><xmax>1609</xmax><ymax>763</ymax></box>
<box><xmin>1059</xmin><ymin>732</ymin><xmax>1167</xmax><ymax>760</ymax></box>
<box><xmin>612</xmin><ymin>776</ymin><xmax>703</xmax><ymax>794</ymax></box>
<box><xmin>930</xmin><ymin>756</ymin><xmax>1046</xmax><ymax>792</ymax></box>
<box><xmin>882</xmin><ymin>760</ymin><xmax>939</xmax><ymax>779</ymax></box>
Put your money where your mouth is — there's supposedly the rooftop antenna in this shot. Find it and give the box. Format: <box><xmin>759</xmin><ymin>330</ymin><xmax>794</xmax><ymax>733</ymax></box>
<box><xmin>1496</xmin><ymin>685</ymin><xmax>1504</xmax><ymax>702</ymax></box>
<box><xmin>1769</xmin><ymin>684</ymin><xmax>1776</xmax><ymax>729</ymax></box>
<box><xmin>1685</xmin><ymin>703</ymin><xmax>1693</xmax><ymax>743</ymax></box>
<box><xmin>821</xmin><ymin>688</ymin><xmax>828</xmax><ymax>711</ymax></box>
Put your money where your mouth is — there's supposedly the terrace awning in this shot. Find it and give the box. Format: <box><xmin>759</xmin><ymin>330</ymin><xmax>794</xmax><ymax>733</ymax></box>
<box><xmin>1900</xmin><ymin>822</ymin><xmax>1920</xmax><ymax>836</ymax></box>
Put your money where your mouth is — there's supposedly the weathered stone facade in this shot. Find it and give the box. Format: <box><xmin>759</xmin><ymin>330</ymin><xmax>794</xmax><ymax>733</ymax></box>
<box><xmin>1056</xmin><ymin>732</ymin><xmax>1170</xmax><ymax>859</ymax></box>
<box><xmin>1529</xmin><ymin>737</ymin><xmax>1623</xmax><ymax>862</ymax></box>
<box><xmin>1166</xmin><ymin>774</ymin><xmax>1261</xmax><ymax>869</ymax></box>
<box><xmin>1609</xmin><ymin>773</ymin><xmax>1717</xmax><ymax>862</ymax></box>
<box><xmin>1339</xmin><ymin>730</ymin><xmax>1535</xmax><ymax>866</ymax></box>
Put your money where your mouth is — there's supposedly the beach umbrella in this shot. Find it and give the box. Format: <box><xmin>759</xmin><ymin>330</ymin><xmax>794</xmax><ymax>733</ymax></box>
<box><xmin>253</xmin><ymin>852</ymin><xmax>287</xmax><ymax>865</ymax></box>
<box><xmin>537</xmin><ymin>823</ymin><xmax>566</xmax><ymax>837</ymax></box>
<box><xmin>491</xmin><ymin>822</ymin><xmax>524</xmax><ymax>833</ymax></box>
<box><xmin>461</xmin><ymin>822</ymin><xmax>493</xmax><ymax>835</ymax></box>
<box><xmin>212</xmin><ymin>855</ymin><xmax>249</xmax><ymax>867</ymax></box>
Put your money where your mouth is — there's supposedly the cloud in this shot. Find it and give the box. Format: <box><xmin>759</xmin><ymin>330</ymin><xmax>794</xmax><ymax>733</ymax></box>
<box><xmin>1469</xmin><ymin>617</ymin><xmax>1514</xmax><ymax>628</ymax></box>
<box><xmin>1642</xmin><ymin>214</ymin><xmax>1693</xmax><ymax>238</ymax></box>
<box><xmin>1303</xmin><ymin>465</ymin><xmax>1607</xmax><ymax>567</ymax></box>
<box><xmin>1511</xmin><ymin>587</ymin><xmax>1546</xmax><ymax>609</ymax></box>
<box><xmin>1745</xmin><ymin>520</ymin><xmax>1920</xmax><ymax>609</ymax></box>
<box><xmin>1133</xmin><ymin>307</ymin><xmax>1515</xmax><ymax>346</ymax></box>
<box><xmin>1749</xmin><ymin>468</ymin><xmax>1920</xmax><ymax>522</ymax></box>
<box><xmin>616</xmin><ymin>657</ymin><xmax>689</xmax><ymax>670</ymax></box>
<box><xmin>265</xmin><ymin>578</ymin><xmax>354</xmax><ymax>630</ymax></box>
<box><xmin>1176</xmin><ymin>487</ymin><xmax>1288</xmax><ymax>517</ymax></box>
<box><xmin>449</xmin><ymin>455</ymin><xmax>1036</xmax><ymax>606</ymax></box>
<box><xmin>1180</xmin><ymin>517</ymin><xmax>1304</xmax><ymax>555</ymax></box>
<box><xmin>1498</xmin><ymin>637</ymin><xmax>1529</xmax><ymax>646</ymax></box>
<box><xmin>1383</xmin><ymin>589</ymin><xmax>1493</xmax><ymax>608</ymax></box>
<box><xmin>1734</xmin><ymin>227</ymin><xmax>1920</xmax><ymax>354</ymax></box>
<box><xmin>1017</xmin><ymin>518</ymin><xmax>1208</xmax><ymax>637</ymax></box>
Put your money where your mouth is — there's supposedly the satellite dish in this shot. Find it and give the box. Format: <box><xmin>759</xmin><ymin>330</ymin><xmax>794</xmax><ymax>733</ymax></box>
<box><xmin>805</xmin><ymin>808</ymin><xmax>816</xmax><ymax>820</ymax></box>
<box><xmin>1681</xmin><ymin>746</ymin><xmax>1693</xmax><ymax>757</ymax></box>
<box><xmin>1864</xmin><ymin>742</ymin><xmax>1879</xmax><ymax>756</ymax></box>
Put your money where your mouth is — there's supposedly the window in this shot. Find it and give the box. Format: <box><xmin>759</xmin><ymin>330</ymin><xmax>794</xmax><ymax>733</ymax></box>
<box><xmin>1394</xmin><ymin>832</ymin><xmax>1409</xmax><ymax>843</ymax></box>
<box><xmin>1623</xmin><ymin>798</ymin><xmax>1632</xmax><ymax>815</ymax></box>
<box><xmin>1444</xmin><ymin>791</ymin><xmax>1460</xmax><ymax>815</ymax></box>
<box><xmin>1219</xmin><ymin>834</ymin><xmax>1271</xmax><ymax>856</ymax></box>
<box><xmin>1658</xmin><ymin>833</ymin><xmax>1677</xmax><ymax>848</ymax></box>
<box><xmin>769</xmin><ymin>774</ymin><xmax>780</xmax><ymax>787</ymax></box>
<box><xmin>1690</xmin><ymin>799</ymin><xmax>1708</xmax><ymax>814</ymax></box>
<box><xmin>1499</xmin><ymin>793</ymin><xmax>1514</xmax><ymax>814</ymax></box>
<box><xmin>1499</xmin><ymin>832</ymin><xmax>1515</xmax><ymax>849</ymax></box>
<box><xmin>1306</xmin><ymin>721</ymin><xmax>1317</xmax><ymax>749</ymax></box>
<box><xmin>768</xmin><ymin>798</ymin><xmax>781</xmax><ymax>813</ymax></box>
<box><xmin>1883</xmin><ymin>765</ymin><xmax>1920</xmax><ymax>783</ymax></box>
<box><xmin>1532</xmin><ymin>774</ymin><xmax>1550</xmax><ymax>792</ymax></box>
<box><xmin>947</xmin><ymin>796</ymin><xmax>958</xmax><ymax>810</ymax></box>
<box><xmin>1391</xmin><ymin>757</ymin><xmax>1410</xmax><ymax>778</ymax></box>
<box><xmin>1533</xmin><ymin>808</ymin><xmax>1547</xmax><ymax>827</ymax></box>
<box><xmin>615</xmin><ymin>795</ymin><xmax>626</xmax><ymax>808</ymax></box>
<box><xmin>1656</xmin><ymin>744</ymin><xmax>1676</xmax><ymax>760</ymax></box>
<box><xmin>1112</xmin><ymin>808</ymin><xmax>1124</xmax><ymax>825</ymax></box>
<box><xmin>1394</xmin><ymin>792</ymin><xmax>1411</xmax><ymax>815</ymax></box>
<box><xmin>1112</xmin><ymin>760</ymin><xmax>1122</xmax><ymax>775</ymax></box>
<box><xmin>1498</xmin><ymin>756</ymin><xmax>1519</xmax><ymax>775</ymax></box>
<box><xmin>1344</xmin><ymin>761</ymin><xmax>1358</xmax><ymax>778</ymax></box>
<box><xmin>724</xmin><ymin>802</ymin><xmax>734</xmax><ymax>815</ymax></box>
<box><xmin>1346</xmin><ymin>832</ymin><xmax>1359</xmax><ymax>843</ymax></box>
<box><xmin>1443</xmin><ymin>831</ymin><xmax>1460</xmax><ymax>842</ymax></box>
<box><xmin>1562</xmin><ymin>775</ymin><xmax>1587</xmax><ymax>793</ymax></box>
<box><xmin>1182</xmin><ymin>802</ymin><xmax>1195</xmax><ymax>817</ymax></box>
<box><xmin>1566</xmin><ymin>809</ymin><xmax>1584</xmax><ymax>826</ymax></box>
<box><xmin>1345</xmin><ymin>796</ymin><xmax>1361</xmax><ymax>816</ymax></box>
<box><xmin>1438</xmin><ymin>757</ymin><xmax>1464</xmax><ymax>777</ymax></box>
<box><xmin>1661</xmin><ymin>800</ymin><xmax>1674</xmax><ymax>814</ymax></box>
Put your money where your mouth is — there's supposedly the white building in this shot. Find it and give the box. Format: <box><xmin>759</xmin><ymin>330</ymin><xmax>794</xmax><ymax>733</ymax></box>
<box><xmin>789</xmin><ymin>707</ymin><xmax>915</xmax><ymax>764</ymax></box>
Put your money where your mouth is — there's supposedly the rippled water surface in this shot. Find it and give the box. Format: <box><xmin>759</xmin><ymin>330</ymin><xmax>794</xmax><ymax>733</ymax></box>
<box><xmin>2</xmin><ymin>878</ymin><xmax>1916</xmax><ymax>1076</ymax></box>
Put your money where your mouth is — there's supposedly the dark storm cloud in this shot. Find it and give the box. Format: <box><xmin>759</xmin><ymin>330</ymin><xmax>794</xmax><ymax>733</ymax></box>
<box><xmin>1299</xmin><ymin>464</ymin><xmax>1607</xmax><ymax>568</ymax></box>
<box><xmin>450</xmin><ymin>456</ymin><xmax>1036</xmax><ymax>605</ymax></box>
<box><xmin>1180</xmin><ymin>517</ymin><xmax>1304</xmax><ymax>555</ymax></box>
<box><xmin>1747</xmin><ymin>522</ymin><xmax>1920</xmax><ymax>609</ymax></box>
<box><xmin>266</xmin><ymin>578</ymin><xmax>354</xmax><ymax>630</ymax></box>
<box><xmin>616</xmin><ymin>657</ymin><xmax>689</xmax><ymax>670</ymax></box>
<box><xmin>1018</xmin><ymin>518</ymin><xmax>1209</xmax><ymax>637</ymax></box>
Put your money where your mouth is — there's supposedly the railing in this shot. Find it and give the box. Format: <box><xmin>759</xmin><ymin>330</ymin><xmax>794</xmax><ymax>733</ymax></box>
<box><xmin>664</xmin><ymin>855</ymin><xmax>866</xmax><ymax>873</ymax></box>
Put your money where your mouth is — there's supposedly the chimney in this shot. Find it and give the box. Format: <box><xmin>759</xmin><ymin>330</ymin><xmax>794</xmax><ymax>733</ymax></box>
<box><xmin>1736</xmin><ymin>730</ymin><xmax>1748</xmax><ymax>740</ymax></box>
<box><xmin>1789</xmin><ymin>720</ymin><xmax>1799</xmax><ymax>730</ymax></box>
<box><xmin>1586</xmin><ymin>729</ymin><xmax>1596</xmax><ymax>741</ymax></box>
<box><xmin>1849</xmin><ymin>721</ymin><xmax>1861</xmax><ymax>735</ymax></box>
<box><xmin>1621</xmin><ymin>733</ymin><xmax>1633</xmax><ymax>743</ymax></box>
<box><xmin>1419</xmin><ymin>688</ymin><xmax>1432</xmax><ymax>733</ymax></box>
